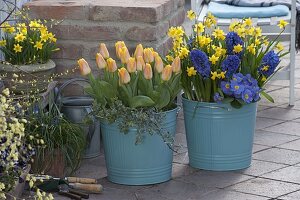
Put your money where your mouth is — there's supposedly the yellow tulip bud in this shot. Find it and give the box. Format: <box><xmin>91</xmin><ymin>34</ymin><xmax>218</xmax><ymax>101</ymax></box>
<box><xmin>78</xmin><ymin>58</ymin><xmax>91</xmax><ymax>76</ymax></box>
<box><xmin>96</xmin><ymin>53</ymin><xmax>106</xmax><ymax>69</ymax></box>
<box><xmin>134</xmin><ymin>44</ymin><xmax>144</xmax><ymax>59</ymax></box>
<box><xmin>127</xmin><ymin>57</ymin><xmax>136</xmax><ymax>73</ymax></box>
<box><xmin>154</xmin><ymin>56</ymin><xmax>163</xmax><ymax>73</ymax></box>
<box><xmin>143</xmin><ymin>48</ymin><xmax>154</xmax><ymax>63</ymax></box>
<box><xmin>118</xmin><ymin>67</ymin><xmax>131</xmax><ymax>85</ymax></box>
<box><xmin>115</xmin><ymin>41</ymin><xmax>126</xmax><ymax>58</ymax></box>
<box><xmin>107</xmin><ymin>58</ymin><xmax>117</xmax><ymax>72</ymax></box>
<box><xmin>153</xmin><ymin>51</ymin><xmax>159</xmax><ymax>58</ymax></box>
<box><xmin>119</xmin><ymin>46</ymin><xmax>130</xmax><ymax>64</ymax></box>
<box><xmin>161</xmin><ymin>65</ymin><xmax>173</xmax><ymax>81</ymax></box>
<box><xmin>172</xmin><ymin>56</ymin><xmax>181</xmax><ymax>74</ymax></box>
<box><xmin>99</xmin><ymin>43</ymin><xmax>110</xmax><ymax>59</ymax></box>
<box><xmin>136</xmin><ymin>56</ymin><xmax>145</xmax><ymax>71</ymax></box>
<box><xmin>143</xmin><ymin>63</ymin><xmax>153</xmax><ymax>80</ymax></box>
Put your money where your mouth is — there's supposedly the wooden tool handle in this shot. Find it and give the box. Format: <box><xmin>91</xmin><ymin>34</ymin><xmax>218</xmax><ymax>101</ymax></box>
<box><xmin>58</xmin><ymin>191</ymin><xmax>81</xmax><ymax>200</ymax></box>
<box><xmin>69</xmin><ymin>189</ymin><xmax>89</xmax><ymax>199</ymax></box>
<box><xmin>69</xmin><ymin>183</ymin><xmax>103</xmax><ymax>193</ymax></box>
<box><xmin>67</xmin><ymin>177</ymin><xmax>97</xmax><ymax>184</ymax></box>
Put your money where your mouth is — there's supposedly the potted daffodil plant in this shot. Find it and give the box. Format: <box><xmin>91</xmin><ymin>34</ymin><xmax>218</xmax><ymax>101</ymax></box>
<box><xmin>78</xmin><ymin>41</ymin><xmax>181</xmax><ymax>185</ymax></box>
<box><xmin>166</xmin><ymin>11</ymin><xmax>288</xmax><ymax>171</ymax></box>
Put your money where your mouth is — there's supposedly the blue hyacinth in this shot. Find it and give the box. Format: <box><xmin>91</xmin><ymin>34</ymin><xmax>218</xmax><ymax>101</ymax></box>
<box><xmin>221</xmin><ymin>55</ymin><xmax>240</xmax><ymax>78</ymax></box>
<box><xmin>258</xmin><ymin>50</ymin><xmax>280</xmax><ymax>77</ymax></box>
<box><xmin>213</xmin><ymin>92</ymin><xmax>224</xmax><ymax>103</ymax></box>
<box><xmin>190</xmin><ymin>49</ymin><xmax>211</xmax><ymax>78</ymax></box>
<box><xmin>225</xmin><ymin>32</ymin><xmax>244</xmax><ymax>56</ymax></box>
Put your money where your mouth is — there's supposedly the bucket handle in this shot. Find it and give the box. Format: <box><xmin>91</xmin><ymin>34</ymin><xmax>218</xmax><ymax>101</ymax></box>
<box><xmin>54</xmin><ymin>78</ymin><xmax>90</xmax><ymax>104</ymax></box>
<box><xmin>84</xmin><ymin>107</ymin><xmax>96</xmax><ymax>147</ymax></box>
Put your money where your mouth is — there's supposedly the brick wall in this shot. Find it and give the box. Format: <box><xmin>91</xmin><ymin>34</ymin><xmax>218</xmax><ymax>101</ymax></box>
<box><xmin>25</xmin><ymin>0</ymin><xmax>185</xmax><ymax>77</ymax></box>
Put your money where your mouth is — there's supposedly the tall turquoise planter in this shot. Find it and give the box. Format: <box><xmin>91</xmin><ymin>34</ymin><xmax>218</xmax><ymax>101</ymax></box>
<box><xmin>100</xmin><ymin>107</ymin><xmax>178</xmax><ymax>185</ymax></box>
<box><xmin>182</xmin><ymin>96</ymin><xmax>257</xmax><ymax>171</ymax></box>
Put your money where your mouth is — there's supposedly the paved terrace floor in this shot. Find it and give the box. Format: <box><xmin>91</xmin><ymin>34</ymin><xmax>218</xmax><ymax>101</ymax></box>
<box><xmin>50</xmin><ymin>56</ymin><xmax>300</xmax><ymax>200</ymax></box>
<box><xmin>43</xmin><ymin>7</ymin><xmax>300</xmax><ymax>200</ymax></box>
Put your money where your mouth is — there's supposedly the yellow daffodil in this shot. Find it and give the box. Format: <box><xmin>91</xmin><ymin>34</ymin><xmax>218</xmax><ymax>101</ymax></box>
<box><xmin>247</xmin><ymin>43</ymin><xmax>256</xmax><ymax>55</ymax></box>
<box><xmin>179</xmin><ymin>47</ymin><xmax>189</xmax><ymax>59</ymax></box>
<box><xmin>236</xmin><ymin>27</ymin><xmax>246</xmax><ymax>38</ymax></box>
<box><xmin>29</xmin><ymin>20</ymin><xmax>41</xmax><ymax>30</ymax></box>
<box><xmin>261</xmin><ymin>75</ymin><xmax>267</xmax><ymax>82</ymax></box>
<box><xmin>263</xmin><ymin>39</ymin><xmax>269</xmax><ymax>46</ymax></box>
<box><xmin>255</xmin><ymin>38</ymin><xmax>261</xmax><ymax>46</ymax></box>
<box><xmin>276</xmin><ymin>43</ymin><xmax>284</xmax><ymax>51</ymax></box>
<box><xmin>194</xmin><ymin>22</ymin><xmax>205</xmax><ymax>33</ymax></box>
<box><xmin>187</xmin><ymin>10</ymin><xmax>196</xmax><ymax>20</ymax></box>
<box><xmin>261</xmin><ymin>65</ymin><xmax>269</xmax><ymax>71</ymax></box>
<box><xmin>244</xmin><ymin>18</ymin><xmax>252</xmax><ymax>26</ymax></box>
<box><xmin>211</xmin><ymin>71</ymin><xmax>218</xmax><ymax>80</ymax></box>
<box><xmin>47</xmin><ymin>32</ymin><xmax>57</xmax><ymax>43</ymax></box>
<box><xmin>15</xmin><ymin>33</ymin><xmax>26</xmax><ymax>42</ymax></box>
<box><xmin>40</xmin><ymin>33</ymin><xmax>49</xmax><ymax>42</ymax></box>
<box><xmin>212</xmin><ymin>28</ymin><xmax>225</xmax><ymax>40</ymax></box>
<box><xmin>166</xmin><ymin>55</ymin><xmax>174</xmax><ymax>62</ymax></box>
<box><xmin>186</xmin><ymin>67</ymin><xmax>197</xmax><ymax>76</ymax></box>
<box><xmin>34</xmin><ymin>41</ymin><xmax>43</xmax><ymax>50</ymax></box>
<box><xmin>233</xmin><ymin>44</ymin><xmax>243</xmax><ymax>53</ymax></box>
<box><xmin>13</xmin><ymin>44</ymin><xmax>22</xmax><ymax>53</ymax></box>
<box><xmin>209</xmin><ymin>55</ymin><xmax>219</xmax><ymax>65</ymax></box>
<box><xmin>0</xmin><ymin>40</ymin><xmax>6</xmax><ymax>47</ymax></box>
<box><xmin>278</xmin><ymin>20</ymin><xmax>288</xmax><ymax>29</ymax></box>
<box><xmin>218</xmin><ymin>71</ymin><xmax>226</xmax><ymax>79</ymax></box>
<box><xmin>255</xmin><ymin>27</ymin><xmax>262</xmax><ymax>36</ymax></box>
<box><xmin>229</xmin><ymin>21</ymin><xmax>239</xmax><ymax>31</ymax></box>
<box><xmin>3</xmin><ymin>22</ymin><xmax>15</xmax><ymax>33</ymax></box>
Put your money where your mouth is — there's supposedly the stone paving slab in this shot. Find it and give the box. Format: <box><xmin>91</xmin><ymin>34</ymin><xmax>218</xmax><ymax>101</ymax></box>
<box><xmin>253</xmin><ymin>130</ymin><xmax>299</xmax><ymax>147</ymax></box>
<box><xmin>264</xmin><ymin>121</ymin><xmax>300</xmax><ymax>136</ymax></box>
<box><xmin>226</xmin><ymin>178</ymin><xmax>300</xmax><ymax>198</ymax></box>
<box><xmin>178</xmin><ymin>170</ymin><xmax>253</xmax><ymax>189</ymax></box>
<box><xmin>235</xmin><ymin>160</ymin><xmax>287</xmax><ymax>177</ymax></box>
<box><xmin>252</xmin><ymin>144</ymin><xmax>271</xmax><ymax>153</ymax></box>
<box><xmin>257</xmin><ymin>108</ymin><xmax>300</xmax><ymax>121</ymax></box>
<box><xmin>188</xmin><ymin>189</ymin><xmax>269</xmax><ymax>200</ymax></box>
<box><xmin>256</xmin><ymin>117</ymin><xmax>285</xmax><ymax>130</ymax></box>
<box><xmin>280</xmin><ymin>190</ymin><xmax>300</xmax><ymax>200</ymax></box>
<box><xmin>253</xmin><ymin>148</ymin><xmax>300</xmax><ymax>165</ymax></box>
<box><xmin>278</xmin><ymin>139</ymin><xmax>300</xmax><ymax>151</ymax></box>
<box><xmin>261</xmin><ymin>166</ymin><xmax>300</xmax><ymax>184</ymax></box>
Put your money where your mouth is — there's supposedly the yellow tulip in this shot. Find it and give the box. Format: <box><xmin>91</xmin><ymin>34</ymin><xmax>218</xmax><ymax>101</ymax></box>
<box><xmin>143</xmin><ymin>63</ymin><xmax>153</xmax><ymax>80</ymax></box>
<box><xmin>172</xmin><ymin>56</ymin><xmax>181</xmax><ymax>74</ymax></box>
<box><xmin>107</xmin><ymin>58</ymin><xmax>117</xmax><ymax>72</ymax></box>
<box><xmin>154</xmin><ymin>56</ymin><xmax>163</xmax><ymax>73</ymax></box>
<box><xmin>161</xmin><ymin>65</ymin><xmax>173</xmax><ymax>81</ymax></box>
<box><xmin>134</xmin><ymin>44</ymin><xmax>144</xmax><ymax>59</ymax></box>
<box><xmin>118</xmin><ymin>67</ymin><xmax>131</xmax><ymax>85</ymax></box>
<box><xmin>99</xmin><ymin>43</ymin><xmax>110</xmax><ymax>59</ymax></box>
<box><xmin>152</xmin><ymin>51</ymin><xmax>159</xmax><ymax>58</ymax></box>
<box><xmin>96</xmin><ymin>53</ymin><xmax>106</xmax><ymax>69</ymax></box>
<box><xmin>143</xmin><ymin>48</ymin><xmax>154</xmax><ymax>63</ymax></box>
<box><xmin>119</xmin><ymin>46</ymin><xmax>130</xmax><ymax>64</ymax></box>
<box><xmin>115</xmin><ymin>41</ymin><xmax>126</xmax><ymax>58</ymax></box>
<box><xmin>136</xmin><ymin>56</ymin><xmax>145</xmax><ymax>71</ymax></box>
<box><xmin>78</xmin><ymin>58</ymin><xmax>91</xmax><ymax>76</ymax></box>
<box><xmin>127</xmin><ymin>57</ymin><xmax>136</xmax><ymax>73</ymax></box>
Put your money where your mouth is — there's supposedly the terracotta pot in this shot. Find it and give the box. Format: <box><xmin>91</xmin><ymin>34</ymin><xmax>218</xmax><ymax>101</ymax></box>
<box><xmin>0</xmin><ymin>60</ymin><xmax>56</xmax><ymax>94</ymax></box>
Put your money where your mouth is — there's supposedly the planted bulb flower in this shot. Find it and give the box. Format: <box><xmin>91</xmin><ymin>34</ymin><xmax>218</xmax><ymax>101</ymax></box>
<box><xmin>143</xmin><ymin>63</ymin><xmax>153</xmax><ymax>80</ymax></box>
<box><xmin>136</xmin><ymin>56</ymin><xmax>145</xmax><ymax>71</ymax></box>
<box><xmin>96</xmin><ymin>53</ymin><xmax>106</xmax><ymax>69</ymax></box>
<box><xmin>127</xmin><ymin>57</ymin><xmax>137</xmax><ymax>73</ymax></box>
<box><xmin>119</xmin><ymin>46</ymin><xmax>130</xmax><ymax>64</ymax></box>
<box><xmin>107</xmin><ymin>58</ymin><xmax>117</xmax><ymax>72</ymax></box>
<box><xmin>99</xmin><ymin>43</ymin><xmax>110</xmax><ymax>59</ymax></box>
<box><xmin>134</xmin><ymin>44</ymin><xmax>144</xmax><ymax>59</ymax></box>
<box><xmin>172</xmin><ymin>56</ymin><xmax>181</xmax><ymax>74</ymax></box>
<box><xmin>161</xmin><ymin>65</ymin><xmax>173</xmax><ymax>81</ymax></box>
<box><xmin>144</xmin><ymin>48</ymin><xmax>154</xmax><ymax>63</ymax></box>
<box><xmin>154</xmin><ymin>55</ymin><xmax>163</xmax><ymax>73</ymax></box>
<box><xmin>78</xmin><ymin>58</ymin><xmax>91</xmax><ymax>75</ymax></box>
<box><xmin>115</xmin><ymin>41</ymin><xmax>125</xmax><ymax>58</ymax></box>
<box><xmin>118</xmin><ymin>67</ymin><xmax>131</xmax><ymax>84</ymax></box>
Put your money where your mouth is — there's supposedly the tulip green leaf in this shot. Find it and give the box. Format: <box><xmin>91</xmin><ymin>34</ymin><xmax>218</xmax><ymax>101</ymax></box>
<box><xmin>129</xmin><ymin>96</ymin><xmax>155</xmax><ymax>108</ymax></box>
<box><xmin>98</xmin><ymin>80</ymin><xmax>117</xmax><ymax>99</ymax></box>
<box><xmin>155</xmin><ymin>85</ymin><xmax>171</xmax><ymax>109</ymax></box>
<box><xmin>260</xmin><ymin>91</ymin><xmax>274</xmax><ymax>103</ymax></box>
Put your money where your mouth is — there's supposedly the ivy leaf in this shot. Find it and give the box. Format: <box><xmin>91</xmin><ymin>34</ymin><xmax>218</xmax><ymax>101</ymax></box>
<box><xmin>129</xmin><ymin>95</ymin><xmax>155</xmax><ymax>108</ymax></box>
<box><xmin>260</xmin><ymin>91</ymin><xmax>274</xmax><ymax>103</ymax></box>
<box><xmin>230</xmin><ymin>99</ymin><xmax>242</xmax><ymax>109</ymax></box>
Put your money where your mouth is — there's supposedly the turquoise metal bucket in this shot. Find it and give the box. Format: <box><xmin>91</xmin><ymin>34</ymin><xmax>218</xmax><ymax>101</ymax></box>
<box><xmin>100</xmin><ymin>107</ymin><xmax>178</xmax><ymax>185</ymax></box>
<box><xmin>182</xmin><ymin>96</ymin><xmax>257</xmax><ymax>171</ymax></box>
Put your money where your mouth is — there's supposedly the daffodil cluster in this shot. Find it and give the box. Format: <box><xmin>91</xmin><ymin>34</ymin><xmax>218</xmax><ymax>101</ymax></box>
<box><xmin>78</xmin><ymin>42</ymin><xmax>181</xmax><ymax>110</ymax></box>
<box><xmin>166</xmin><ymin>10</ymin><xmax>288</xmax><ymax>107</ymax></box>
<box><xmin>0</xmin><ymin>88</ymin><xmax>47</xmax><ymax>199</ymax></box>
<box><xmin>0</xmin><ymin>14</ymin><xmax>59</xmax><ymax>65</ymax></box>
